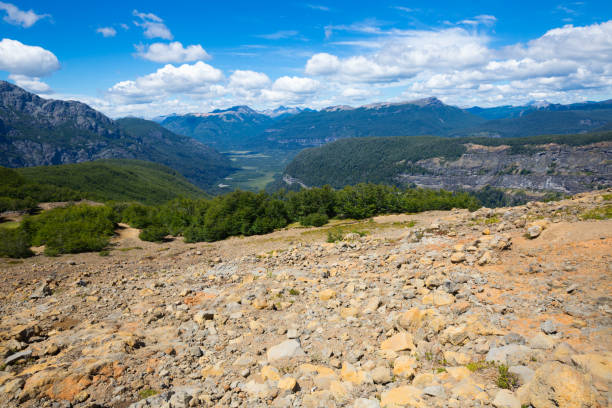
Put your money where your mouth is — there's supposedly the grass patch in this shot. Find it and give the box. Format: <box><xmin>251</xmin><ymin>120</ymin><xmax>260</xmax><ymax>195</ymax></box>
<box><xmin>0</xmin><ymin>221</ymin><xmax>20</xmax><ymax>230</ymax></box>
<box><xmin>289</xmin><ymin>288</ymin><xmax>300</xmax><ymax>296</ymax></box>
<box><xmin>99</xmin><ymin>250</ymin><xmax>110</xmax><ymax>256</ymax></box>
<box><xmin>118</xmin><ymin>246</ymin><xmax>143</xmax><ymax>252</ymax></box>
<box><xmin>466</xmin><ymin>360</ymin><xmax>493</xmax><ymax>372</ymax></box>
<box><xmin>602</xmin><ymin>194</ymin><xmax>612</xmax><ymax>201</ymax></box>
<box><xmin>138</xmin><ymin>389</ymin><xmax>158</xmax><ymax>400</ymax></box>
<box><xmin>580</xmin><ymin>205</ymin><xmax>612</xmax><ymax>220</ymax></box>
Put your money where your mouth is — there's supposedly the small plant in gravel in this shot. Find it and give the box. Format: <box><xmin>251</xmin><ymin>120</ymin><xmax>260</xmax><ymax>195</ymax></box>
<box><xmin>138</xmin><ymin>389</ymin><xmax>157</xmax><ymax>400</ymax></box>
<box><xmin>497</xmin><ymin>364</ymin><xmax>519</xmax><ymax>389</ymax></box>
<box><xmin>466</xmin><ymin>360</ymin><xmax>492</xmax><ymax>372</ymax></box>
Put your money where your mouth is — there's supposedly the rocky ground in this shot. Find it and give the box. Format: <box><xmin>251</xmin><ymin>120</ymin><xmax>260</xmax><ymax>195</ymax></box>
<box><xmin>0</xmin><ymin>191</ymin><xmax>611</xmax><ymax>408</ymax></box>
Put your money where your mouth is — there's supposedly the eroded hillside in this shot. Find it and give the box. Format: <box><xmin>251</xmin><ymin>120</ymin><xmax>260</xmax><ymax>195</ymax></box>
<box><xmin>0</xmin><ymin>192</ymin><xmax>610</xmax><ymax>408</ymax></box>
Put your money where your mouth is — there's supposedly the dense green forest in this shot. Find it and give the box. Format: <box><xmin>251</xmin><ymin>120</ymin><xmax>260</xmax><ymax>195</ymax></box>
<box><xmin>0</xmin><ymin>184</ymin><xmax>481</xmax><ymax>258</ymax></box>
<box><xmin>281</xmin><ymin>131</ymin><xmax>612</xmax><ymax>188</ymax></box>
<box><xmin>0</xmin><ymin>160</ymin><xmax>208</xmax><ymax>212</ymax></box>
<box><xmin>17</xmin><ymin>159</ymin><xmax>208</xmax><ymax>205</ymax></box>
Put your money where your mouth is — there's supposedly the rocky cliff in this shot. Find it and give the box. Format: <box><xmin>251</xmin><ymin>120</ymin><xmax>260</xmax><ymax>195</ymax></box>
<box><xmin>398</xmin><ymin>142</ymin><xmax>611</xmax><ymax>194</ymax></box>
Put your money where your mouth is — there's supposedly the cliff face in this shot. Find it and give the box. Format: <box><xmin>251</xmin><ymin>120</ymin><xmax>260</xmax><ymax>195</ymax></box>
<box><xmin>397</xmin><ymin>142</ymin><xmax>611</xmax><ymax>194</ymax></box>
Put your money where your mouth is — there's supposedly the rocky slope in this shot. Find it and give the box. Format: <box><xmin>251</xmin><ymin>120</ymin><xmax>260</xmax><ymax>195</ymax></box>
<box><xmin>0</xmin><ymin>82</ymin><xmax>233</xmax><ymax>189</ymax></box>
<box><xmin>0</xmin><ymin>191</ymin><xmax>610</xmax><ymax>407</ymax></box>
<box><xmin>280</xmin><ymin>134</ymin><xmax>612</xmax><ymax>194</ymax></box>
<box><xmin>396</xmin><ymin>142</ymin><xmax>611</xmax><ymax>194</ymax></box>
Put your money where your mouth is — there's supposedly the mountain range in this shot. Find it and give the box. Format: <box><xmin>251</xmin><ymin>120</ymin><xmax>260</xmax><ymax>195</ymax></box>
<box><xmin>0</xmin><ymin>81</ymin><xmax>233</xmax><ymax>189</ymax></box>
<box><xmin>159</xmin><ymin>97</ymin><xmax>612</xmax><ymax>151</ymax></box>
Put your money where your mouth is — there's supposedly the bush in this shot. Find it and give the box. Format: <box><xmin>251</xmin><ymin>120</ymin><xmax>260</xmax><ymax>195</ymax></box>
<box><xmin>0</xmin><ymin>228</ymin><xmax>33</xmax><ymax>258</ymax></box>
<box><xmin>326</xmin><ymin>228</ymin><xmax>345</xmax><ymax>243</ymax></box>
<box><xmin>300</xmin><ymin>212</ymin><xmax>329</xmax><ymax>227</ymax></box>
<box><xmin>27</xmin><ymin>204</ymin><xmax>116</xmax><ymax>255</ymax></box>
<box><xmin>139</xmin><ymin>225</ymin><xmax>169</xmax><ymax>242</ymax></box>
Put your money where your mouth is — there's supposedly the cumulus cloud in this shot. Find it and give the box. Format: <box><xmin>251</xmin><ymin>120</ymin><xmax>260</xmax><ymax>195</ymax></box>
<box><xmin>0</xmin><ymin>38</ymin><xmax>60</xmax><ymax>77</ymax></box>
<box><xmin>97</xmin><ymin>27</ymin><xmax>117</xmax><ymax>37</ymax></box>
<box><xmin>135</xmin><ymin>42</ymin><xmax>210</xmax><ymax>63</ymax></box>
<box><xmin>133</xmin><ymin>9</ymin><xmax>173</xmax><ymax>40</ymax></box>
<box><xmin>304</xmin><ymin>19</ymin><xmax>612</xmax><ymax>106</ymax></box>
<box><xmin>96</xmin><ymin>19</ymin><xmax>612</xmax><ymax>116</ymax></box>
<box><xmin>0</xmin><ymin>2</ymin><xmax>48</xmax><ymax>28</ymax></box>
<box><xmin>108</xmin><ymin>61</ymin><xmax>223</xmax><ymax>103</ymax></box>
<box><xmin>8</xmin><ymin>74</ymin><xmax>51</xmax><ymax>93</ymax></box>
<box><xmin>229</xmin><ymin>70</ymin><xmax>270</xmax><ymax>89</ymax></box>
<box><xmin>272</xmin><ymin>76</ymin><xmax>319</xmax><ymax>93</ymax></box>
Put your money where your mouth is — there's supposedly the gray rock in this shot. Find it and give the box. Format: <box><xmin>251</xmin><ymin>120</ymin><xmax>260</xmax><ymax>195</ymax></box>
<box><xmin>540</xmin><ymin>320</ymin><xmax>557</xmax><ymax>334</ymax></box>
<box><xmin>503</xmin><ymin>332</ymin><xmax>526</xmax><ymax>345</ymax></box>
<box><xmin>5</xmin><ymin>348</ymin><xmax>32</xmax><ymax>365</ymax></box>
<box><xmin>508</xmin><ymin>365</ymin><xmax>535</xmax><ymax>385</ymax></box>
<box><xmin>353</xmin><ymin>398</ymin><xmax>381</xmax><ymax>408</ymax></box>
<box><xmin>527</xmin><ymin>225</ymin><xmax>542</xmax><ymax>239</ymax></box>
<box><xmin>492</xmin><ymin>389</ymin><xmax>521</xmax><ymax>408</ymax></box>
<box><xmin>371</xmin><ymin>366</ymin><xmax>392</xmax><ymax>384</ymax></box>
<box><xmin>267</xmin><ymin>339</ymin><xmax>305</xmax><ymax>361</ymax></box>
<box><xmin>486</xmin><ymin>344</ymin><xmax>533</xmax><ymax>366</ymax></box>
<box><xmin>423</xmin><ymin>385</ymin><xmax>446</xmax><ymax>398</ymax></box>
<box><xmin>30</xmin><ymin>283</ymin><xmax>52</xmax><ymax>299</ymax></box>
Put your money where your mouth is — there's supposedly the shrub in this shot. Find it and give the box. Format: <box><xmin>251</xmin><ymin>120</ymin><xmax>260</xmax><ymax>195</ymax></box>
<box><xmin>27</xmin><ymin>204</ymin><xmax>115</xmax><ymax>255</ymax></box>
<box><xmin>0</xmin><ymin>228</ymin><xmax>33</xmax><ymax>258</ymax></box>
<box><xmin>326</xmin><ymin>228</ymin><xmax>345</xmax><ymax>243</ymax></box>
<box><xmin>497</xmin><ymin>364</ymin><xmax>518</xmax><ymax>389</ymax></box>
<box><xmin>139</xmin><ymin>226</ymin><xmax>169</xmax><ymax>242</ymax></box>
<box><xmin>300</xmin><ymin>212</ymin><xmax>329</xmax><ymax>227</ymax></box>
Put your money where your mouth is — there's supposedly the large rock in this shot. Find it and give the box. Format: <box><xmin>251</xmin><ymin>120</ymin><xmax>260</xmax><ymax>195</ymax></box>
<box><xmin>267</xmin><ymin>339</ymin><xmax>305</xmax><ymax>362</ymax></box>
<box><xmin>492</xmin><ymin>389</ymin><xmax>521</xmax><ymax>408</ymax></box>
<box><xmin>526</xmin><ymin>361</ymin><xmax>598</xmax><ymax>408</ymax></box>
<box><xmin>381</xmin><ymin>332</ymin><xmax>415</xmax><ymax>352</ymax></box>
<box><xmin>380</xmin><ymin>385</ymin><xmax>425</xmax><ymax>407</ymax></box>
<box><xmin>486</xmin><ymin>345</ymin><xmax>533</xmax><ymax>366</ymax></box>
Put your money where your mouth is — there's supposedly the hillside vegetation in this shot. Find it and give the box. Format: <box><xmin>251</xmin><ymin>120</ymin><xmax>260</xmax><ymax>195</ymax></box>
<box><xmin>17</xmin><ymin>159</ymin><xmax>208</xmax><ymax>205</ymax></box>
<box><xmin>1</xmin><ymin>184</ymin><xmax>481</xmax><ymax>257</ymax></box>
<box><xmin>281</xmin><ymin>131</ymin><xmax>612</xmax><ymax>188</ymax></box>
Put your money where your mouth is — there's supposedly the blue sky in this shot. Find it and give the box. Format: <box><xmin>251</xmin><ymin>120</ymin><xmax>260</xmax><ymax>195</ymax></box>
<box><xmin>1</xmin><ymin>1</ymin><xmax>611</xmax><ymax>117</ymax></box>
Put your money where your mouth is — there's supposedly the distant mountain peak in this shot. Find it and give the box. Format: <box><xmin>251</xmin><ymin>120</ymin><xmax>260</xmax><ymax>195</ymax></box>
<box><xmin>362</xmin><ymin>97</ymin><xmax>445</xmax><ymax>110</ymax></box>
<box><xmin>321</xmin><ymin>105</ymin><xmax>354</xmax><ymax>112</ymax></box>
<box><xmin>260</xmin><ymin>105</ymin><xmax>306</xmax><ymax>118</ymax></box>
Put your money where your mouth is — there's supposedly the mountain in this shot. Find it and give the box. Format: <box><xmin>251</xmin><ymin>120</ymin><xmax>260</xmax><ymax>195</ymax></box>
<box><xmin>459</xmin><ymin>108</ymin><xmax>612</xmax><ymax>137</ymax></box>
<box><xmin>259</xmin><ymin>106</ymin><xmax>311</xmax><ymax>119</ymax></box>
<box><xmin>467</xmin><ymin>99</ymin><xmax>612</xmax><ymax>120</ymax></box>
<box><xmin>262</xmin><ymin>97</ymin><xmax>486</xmax><ymax>148</ymax></box>
<box><xmin>14</xmin><ymin>159</ymin><xmax>207</xmax><ymax>205</ymax></box>
<box><xmin>0</xmin><ymin>81</ymin><xmax>233</xmax><ymax>189</ymax></box>
<box><xmin>161</xmin><ymin>105</ymin><xmax>274</xmax><ymax>150</ymax></box>
<box><xmin>278</xmin><ymin>131</ymin><xmax>612</xmax><ymax>194</ymax></box>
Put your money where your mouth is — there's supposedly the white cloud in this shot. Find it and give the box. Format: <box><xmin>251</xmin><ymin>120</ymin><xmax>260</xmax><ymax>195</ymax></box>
<box><xmin>257</xmin><ymin>30</ymin><xmax>299</xmax><ymax>40</ymax></box>
<box><xmin>108</xmin><ymin>61</ymin><xmax>224</xmax><ymax>103</ymax></box>
<box><xmin>305</xmin><ymin>53</ymin><xmax>340</xmax><ymax>75</ymax></box>
<box><xmin>306</xmin><ymin>4</ymin><xmax>330</xmax><ymax>11</ymax></box>
<box><xmin>308</xmin><ymin>27</ymin><xmax>491</xmax><ymax>83</ymax></box>
<box><xmin>133</xmin><ymin>9</ymin><xmax>173</xmax><ymax>40</ymax></box>
<box><xmin>0</xmin><ymin>2</ymin><xmax>48</xmax><ymax>28</ymax></box>
<box><xmin>0</xmin><ymin>38</ymin><xmax>60</xmax><ymax>77</ymax></box>
<box><xmin>229</xmin><ymin>70</ymin><xmax>270</xmax><ymax>89</ymax></box>
<box><xmin>136</xmin><ymin>42</ymin><xmax>210</xmax><ymax>63</ymax></box>
<box><xmin>97</xmin><ymin>27</ymin><xmax>117</xmax><ymax>37</ymax></box>
<box><xmin>85</xmin><ymin>19</ymin><xmax>612</xmax><ymax>117</ymax></box>
<box><xmin>8</xmin><ymin>74</ymin><xmax>51</xmax><ymax>93</ymax></box>
<box><xmin>272</xmin><ymin>76</ymin><xmax>319</xmax><ymax>93</ymax></box>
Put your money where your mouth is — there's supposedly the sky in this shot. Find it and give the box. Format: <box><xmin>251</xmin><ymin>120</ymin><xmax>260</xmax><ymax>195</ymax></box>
<box><xmin>0</xmin><ymin>0</ymin><xmax>611</xmax><ymax>118</ymax></box>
